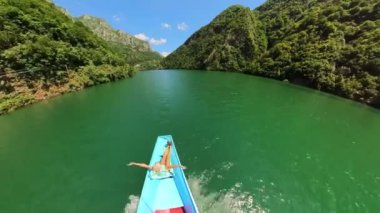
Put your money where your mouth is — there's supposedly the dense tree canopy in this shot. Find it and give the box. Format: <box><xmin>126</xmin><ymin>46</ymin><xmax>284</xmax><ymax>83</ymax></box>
<box><xmin>257</xmin><ymin>0</ymin><xmax>380</xmax><ymax>105</ymax></box>
<box><xmin>0</xmin><ymin>0</ymin><xmax>128</xmax><ymax>72</ymax></box>
<box><xmin>164</xmin><ymin>0</ymin><xmax>380</xmax><ymax>108</ymax></box>
<box><xmin>163</xmin><ymin>6</ymin><xmax>267</xmax><ymax>72</ymax></box>
<box><xmin>0</xmin><ymin>0</ymin><xmax>160</xmax><ymax>114</ymax></box>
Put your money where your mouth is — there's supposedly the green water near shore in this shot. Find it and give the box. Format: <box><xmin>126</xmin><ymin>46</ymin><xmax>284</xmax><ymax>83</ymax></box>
<box><xmin>1</xmin><ymin>70</ymin><xmax>379</xmax><ymax>212</ymax></box>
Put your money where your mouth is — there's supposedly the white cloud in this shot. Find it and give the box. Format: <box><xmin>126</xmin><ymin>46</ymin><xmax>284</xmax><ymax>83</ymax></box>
<box><xmin>177</xmin><ymin>22</ymin><xmax>188</xmax><ymax>31</ymax></box>
<box><xmin>113</xmin><ymin>15</ymin><xmax>121</xmax><ymax>22</ymax></box>
<box><xmin>161</xmin><ymin>23</ymin><xmax>171</xmax><ymax>29</ymax></box>
<box><xmin>134</xmin><ymin>33</ymin><xmax>167</xmax><ymax>46</ymax></box>
<box><xmin>134</xmin><ymin>33</ymin><xmax>149</xmax><ymax>41</ymax></box>
<box><xmin>149</xmin><ymin>38</ymin><xmax>167</xmax><ymax>45</ymax></box>
<box><xmin>160</xmin><ymin>51</ymin><xmax>171</xmax><ymax>57</ymax></box>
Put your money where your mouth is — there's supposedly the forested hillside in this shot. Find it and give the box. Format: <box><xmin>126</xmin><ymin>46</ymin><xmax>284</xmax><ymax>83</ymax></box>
<box><xmin>0</xmin><ymin>0</ymin><xmax>155</xmax><ymax>115</ymax></box>
<box><xmin>163</xmin><ymin>6</ymin><xmax>267</xmax><ymax>71</ymax></box>
<box><xmin>78</xmin><ymin>15</ymin><xmax>151</xmax><ymax>52</ymax></box>
<box><xmin>164</xmin><ymin>0</ymin><xmax>380</xmax><ymax>108</ymax></box>
<box><xmin>77</xmin><ymin>15</ymin><xmax>162</xmax><ymax>70</ymax></box>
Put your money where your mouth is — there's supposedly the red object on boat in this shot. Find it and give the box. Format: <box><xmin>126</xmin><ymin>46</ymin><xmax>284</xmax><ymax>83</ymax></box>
<box><xmin>155</xmin><ymin>206</ymin><xmax>185</xmax><ymax>213</ymax></box>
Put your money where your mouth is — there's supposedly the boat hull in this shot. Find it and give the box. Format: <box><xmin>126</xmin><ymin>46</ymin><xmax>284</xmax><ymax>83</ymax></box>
<box><xmin>137</xmin><ymin>135</ymin><xmax>198</xmax><ymax>213</ymax></box>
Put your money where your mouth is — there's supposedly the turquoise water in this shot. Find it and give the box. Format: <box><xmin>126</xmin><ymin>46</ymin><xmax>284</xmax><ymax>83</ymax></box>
<box><xmin>0</xmin><ymin>70</ymin><xmax>379</xmax><ymax>212</ymax></box>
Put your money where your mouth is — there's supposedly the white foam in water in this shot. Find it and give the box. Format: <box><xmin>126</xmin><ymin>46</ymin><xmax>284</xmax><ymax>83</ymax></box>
<box><xmin>188</xmin><ymin>175</ymin><xmax>267</xmax><ymax>213</ymax></box>
<box><xmin>124</xmin><ymin>195</ymin><xmax>139</xmax><ymax>213</ymax></box>
<box><xmin>124</xmin><ymin>173</ymin><xmax>267</xmax><ymax>213</ymax></box>
<box><xmin>220</xmin><ymin>161</ymin><xmax>234</xmax><ymax>171</ymax></box>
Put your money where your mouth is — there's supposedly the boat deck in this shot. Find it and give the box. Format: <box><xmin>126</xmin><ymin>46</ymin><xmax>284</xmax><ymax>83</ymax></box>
<box><xmin>145</xmin><ymin>177</ymin><xmax>183</xmax><ymax>211</ymax></box>
<box><xmin>137</xmin><ymin>136</ymin><xmax>184</xmax><ymax>212</ymax></box>
<box><xmin>155</xmin><ymin>207</ymin><xmax>185</xmax><ymax>213</ymax></box>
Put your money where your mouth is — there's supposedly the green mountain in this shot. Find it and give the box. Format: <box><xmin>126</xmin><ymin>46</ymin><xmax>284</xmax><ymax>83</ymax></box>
<box><xmin>164</xmin><ymin>0</ymin><xmax>380</xmax><ymax>108</ymax></box>
<box><xmin>163</xmin><ymin>6</ymin><xmax>266</xmax><ymax>71</ymax></box>
<box><xmin>0</xmin><ymin>0</ymin><xmax>136</xmax><ymax>114</ymax></box>
<box><xmin>77</xmin><ymin>15</ymin><xmax>150</xmax><ymax>52</ymax></box>
<box><xmin>0</xmin><ymin>0</ymin><xmax>130</xmax><ymax>72</ymax></box>
<box><xmin>77</xmin><ymin>15</ymin><xmax>162</xmax><ymax>70</ymax></box>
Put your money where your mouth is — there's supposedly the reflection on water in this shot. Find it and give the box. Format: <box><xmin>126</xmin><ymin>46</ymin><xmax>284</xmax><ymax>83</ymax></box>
<box><xmin>124</xmin><ymin>172</ymin><xmax>267</xmax><ymax>213</ymax></box>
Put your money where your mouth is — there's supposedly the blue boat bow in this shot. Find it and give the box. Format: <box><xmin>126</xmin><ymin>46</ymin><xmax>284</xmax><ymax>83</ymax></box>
<box><xmin>137</xmin><ymin>135</ymin><xmax>199</xmax><ymax>213</ymax></box>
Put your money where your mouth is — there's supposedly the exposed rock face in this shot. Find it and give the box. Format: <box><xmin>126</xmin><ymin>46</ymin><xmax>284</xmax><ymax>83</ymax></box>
<box><xmin>78</xmin><ymin>15</ymin><xmax>151</xmax><ymax>52</ymax></box>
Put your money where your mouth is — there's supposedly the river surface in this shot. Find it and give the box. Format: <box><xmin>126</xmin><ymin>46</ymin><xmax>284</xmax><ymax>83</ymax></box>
<box><xmin>0</xmin><ymin>70</ymin><xmax>379</xmax><ymax>213</ymax></box>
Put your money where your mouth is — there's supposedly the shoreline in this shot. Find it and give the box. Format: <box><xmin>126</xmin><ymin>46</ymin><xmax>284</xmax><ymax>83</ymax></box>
<box><xmin>2</xmin><ymin>68</ymin><xmax>379</xmax><ymax>116</ymax></box>
<box><xmin>0</xmin><ymin>65</ymin><xmax>135</xmax><ymax>116</ymax></box>
<box><xmin>160</xmin><ymin>68</ymin><xmax>380</xmax><ymax>110</ymax></box>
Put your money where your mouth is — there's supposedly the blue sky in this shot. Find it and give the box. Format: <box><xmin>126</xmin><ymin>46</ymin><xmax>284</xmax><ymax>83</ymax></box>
<box><xmin>52</xmin><ymin>0</ymin><xmax>267</xmax><ymax>56</ymax></box>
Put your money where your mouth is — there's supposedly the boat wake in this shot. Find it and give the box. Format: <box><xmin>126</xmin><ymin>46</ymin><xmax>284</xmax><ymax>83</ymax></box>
<box><xmin>124</xmin><ymin>195</ymin><xmax>140</xmax><ymax>213</ymax></box>
<box><xmin>187</xmin><ymin>174</ymin><xmax>267</xmax><ymax>213</ymax></box>
<box><xmin>124</xmin><ymin>173</ymin><xmax>267</xmax><ymax>213</ymax></box>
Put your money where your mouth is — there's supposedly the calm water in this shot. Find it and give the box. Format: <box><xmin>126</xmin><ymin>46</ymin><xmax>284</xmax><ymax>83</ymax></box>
<box><xmin>0</xmin><ymin>70</ymin><xmax>379</xmax><ymax>213</ymax></box>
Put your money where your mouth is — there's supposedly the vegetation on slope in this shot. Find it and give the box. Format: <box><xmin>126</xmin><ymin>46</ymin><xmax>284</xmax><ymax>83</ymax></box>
<box><xmin>163</xmin><ymin>5</ymin><xmax>267</xmax><ymax>72</ymax></box>
<box><xmin>105</xmin><ymin>42</ymin><xmax>163</xmax><ymax>71</ymax></box>
<box><xmin>164</xmin><ymin>0</ymin><xmax>380</xmax><ymax>108</ymax></box>
<box><xmin>77</xmin><ymin>15</ymin><xmax>163</xmax><ymax>70</ymax></box>
<box><xmin>0</xmin><ymin>0</ymin><xmax>136</xmax><ymax>115</ymax></box>
<box><xmin>257</xmin><ymin>0</ymin><xmax>380</xmax><ymax>106</ymax></box>
<box><xmin>78</xmin><ymin>15</ymin><xmax>151</xmax><ymax>52</ymax></box>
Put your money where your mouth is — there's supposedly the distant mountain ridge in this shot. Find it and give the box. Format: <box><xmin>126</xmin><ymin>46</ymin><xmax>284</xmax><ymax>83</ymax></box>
<box><xmin>78</xmin><ymin>15</ymin><xmax>151</xmax><ymax>52</ymax></box>
<box><xmin>77</xmin><ymin>15</ymin><xmax>162</xmax><ymax>70</ymax></box>
<box><xmin>163</xmin><ymin>0</ymin><xmax>380</xmax><ymax>108</ymax></box>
